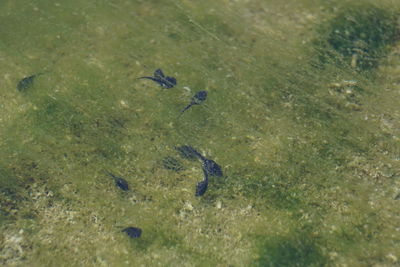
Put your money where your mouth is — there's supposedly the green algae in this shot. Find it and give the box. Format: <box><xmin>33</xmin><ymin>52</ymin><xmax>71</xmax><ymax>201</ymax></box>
<box><xmin>1</xmin><ymin>0</ymin><xmax>400</xmax><ymax>266</ymax></box>
<box><xmin>257</xmin><ymin>232</ymin><xmax>326</xmax><ymax>267</ymax></box>
<box><xmin>314</xmin><ymin>3</ymin><xmax>399</xmax><ymax>70</ymax></box>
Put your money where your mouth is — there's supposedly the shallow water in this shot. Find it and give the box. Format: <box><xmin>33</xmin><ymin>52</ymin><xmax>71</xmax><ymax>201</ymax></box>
<box><xmin>1</xmin><ymin>0</ymin><xmax>400</xmax><ymax>266</ymax></box>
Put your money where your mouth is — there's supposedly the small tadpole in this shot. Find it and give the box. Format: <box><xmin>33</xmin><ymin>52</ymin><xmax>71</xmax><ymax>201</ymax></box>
<box><xmin>180</xmin><ymin>90</ymin><xmax>207</xmax><ymax>114</ymax></box>
<box><xmin>175</xmin><ymin>145</ymin><xmax>202</xmax><ymax>160</ymax></box>
<box><xmin>104</xmin><ymin>171</ymin><xmax>129</xmax><ymax>191</ymax></box>
<box><xmin>195</xmin><ymin>154</ymin><xmax>222</xmax><ymax>197</ymax></box>
<box><xmin>175</xmin><ymin>146</ymin><xmax>222</xmax><ymax>197</ymax></box>
<box><xmin>17</xmin><ymin>72</ymin><xmax>45</xmax><ymax>92</ymax></box>
<box><xmin>122</xmin><ymin>227</ymin><xmax>142</xmax><ymax>238</ymax></box>
<box><xmin>179</xmin><ymin>146</ymin><xmax>223</xmax><ymax>178</ymax></box>
<box><xmin>138</xmin><ymin>68</ymin><xmax>177</xmax><ymax>89</ymax></box>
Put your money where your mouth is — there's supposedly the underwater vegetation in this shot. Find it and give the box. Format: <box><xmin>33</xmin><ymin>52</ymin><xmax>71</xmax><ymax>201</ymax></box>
<box><xmin>256</xmin><ymin>233</ymin><xmax>326</xmax><ymax>267</ymax></box>
<box><xmin>315</xmin><ymin>3</ymin><xmax>399</xmax><ymax>70</ymax></box>
<box><xmin>0</xmin><ymin>0</ymin><xmax>400</xmax><ymax>266</ymax></box>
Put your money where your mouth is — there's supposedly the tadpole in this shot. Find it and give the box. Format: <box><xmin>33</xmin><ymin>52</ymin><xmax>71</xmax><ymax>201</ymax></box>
<box><xmin>138</xmin><ymin>69</ymin><xmax>176</xmax><ymax>89</ymax></box>
<box><xmin>17</xmin><ymin>72</ymin><xmax>45</xmax><ymax>92</ymax></box>
<box><xmin>122</xmin><ymin>227</ymin><xmax>142</xmax><ymax>238</ymax></box>
<box><xmin>104</xmin><ymin>171</ymin><xmax>129</xmax><ymax>191</ymax></box>
<box><xmin>180</xmin><ymin>90</ymin><xmax>207</xmax><ymax>114</ymax></box>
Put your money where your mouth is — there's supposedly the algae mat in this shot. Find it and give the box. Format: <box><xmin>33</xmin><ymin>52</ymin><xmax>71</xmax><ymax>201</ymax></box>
<box><xmin>1</xmin><ymin>0</ymin><xmax>400</xmax><ymax>266</ymax></box>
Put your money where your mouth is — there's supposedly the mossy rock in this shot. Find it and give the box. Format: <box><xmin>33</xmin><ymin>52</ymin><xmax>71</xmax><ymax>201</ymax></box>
<box><xmin>315</xmin><ymin>4</ymin><xmax>399</xmax><ymax>70</ymax></box>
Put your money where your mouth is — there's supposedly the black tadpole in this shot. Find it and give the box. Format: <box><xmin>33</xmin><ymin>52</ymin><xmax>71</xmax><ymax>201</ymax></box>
<box><xmin>184</xmin><ymin>148</ymin><xmax>223</xmax><ymax>178</ymax></box>
<box><xmin>122</xmin><ymin>227</ymin><xmax>142</xmax><ymax>238</ymax></box>
<box><xmin>103</xmin><ymin>171</ymin><xmax>129</xmax><ymax>191</ymax></box>
<box><xmin>196</xmin><ymin>153</ymin><xmax>223</xmax><ymax>197</ymax></box>
<box><xmin>17</xmin><ymin>72</ymin><xmax>45</xmax><ymax>92</ymax></box>
<box><xmin>180</xmin><ymin>90</ymin><xmax>207</xmax><ymax>114</ymax></box>
<box><xmin>138</xmin><ymin>68</ymin><xmax>176</xmax><ymax>89</ymax></box>
<box><xmin>175</xmin><ymin>145</ymin><xmax>222</xmax><ymax>197</ymax></box>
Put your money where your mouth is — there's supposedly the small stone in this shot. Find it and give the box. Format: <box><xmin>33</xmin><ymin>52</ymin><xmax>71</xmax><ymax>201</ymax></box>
<box><xmin>183</xmin><ymin>201</ymin><xmax>194</xmax><ymax>211</ymax></box>
<box><xmin>386</xmin><ymin>253</ymin><xmax>398</xmax><ymax>263</ymax></box>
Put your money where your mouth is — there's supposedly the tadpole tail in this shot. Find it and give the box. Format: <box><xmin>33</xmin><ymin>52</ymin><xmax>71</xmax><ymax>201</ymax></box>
<box><xmin>137</xmin><ymin>76</ymin><xmax>158</xmax><ymax>82</ymax></box>
<box><xmin>195</xmin><ymin>179</ymin><xmax>208</xmax><ymax>196</ymax></box>
<box><xmin>196</xmin><ymin>152</ymin><xmax>206</xmax><ymax>161</ymax></box>
<box><xmin>193</xmin><ymin>150</ymin><xmax>205</xmax><ymax>161</ymax></box>
<box><xmin>180</xmin><ymin>102</ymin><xmax>194</xmax><ymax>114</ymax></box>
<box><xmin>103</xmin><ymin>170</ymin><xmax>117</xmax><ymax>180</ymax></box>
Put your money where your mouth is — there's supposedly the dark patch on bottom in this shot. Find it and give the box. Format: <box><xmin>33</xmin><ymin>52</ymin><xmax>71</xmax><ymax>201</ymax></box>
<box><xmin>256</xmin><ymin>233</ymin><xmax>326</xmax><ymax>267</ymax></box>
<box><xmin>162</xmin><ymin>156</ymin><xmax>184</xmax><ymax>172</ymax></box>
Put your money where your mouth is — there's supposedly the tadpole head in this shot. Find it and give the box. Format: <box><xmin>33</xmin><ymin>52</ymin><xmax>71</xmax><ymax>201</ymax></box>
<box><xmin>194</xmin><ymin>90</ymin><xmax>207</xmax><ymax>102</ymax></box>
<box><xmin>122</xmin><ymin>227</ymin><xmax>142</xmax><ymax>238</ymax></box>
<box><xmin>17</xmin><ymin>75</ymin><xmax>36</xmax><ymax>92</ymax></box>
<box><xmin>115</xmin><ymin>178</ymin><xmax>129</xmax><ymax>191</ymax></box>
<box><xmin>203</xmin><ymin>158</ymin><xmax>223</xmax><ymax>177</ymax></box>
<box><xmin>154</xmin><ymin>69</ymin><xmax>165</xmax><ymax>78</ymax></box>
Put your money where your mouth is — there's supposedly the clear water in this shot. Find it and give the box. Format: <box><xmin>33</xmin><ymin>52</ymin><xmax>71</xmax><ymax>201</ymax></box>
<box><xmin>1</xmin><ymin>0</ymin><xmax>399</xmax><ymax>266</ymax></box>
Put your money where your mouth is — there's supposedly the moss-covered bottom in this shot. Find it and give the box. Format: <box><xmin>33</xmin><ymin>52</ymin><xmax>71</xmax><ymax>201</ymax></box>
<box><xmin>0</xmin><ymin>0</ymin><xmax>399</xmax><ymax>266</ymax></box>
